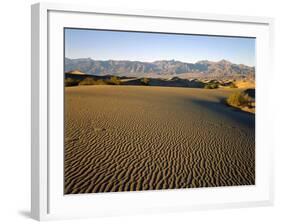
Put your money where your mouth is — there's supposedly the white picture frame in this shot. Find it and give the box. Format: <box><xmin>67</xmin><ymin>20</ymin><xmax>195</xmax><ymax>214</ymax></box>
<box><xmin>31</xmin><ymin>2</ymin><xmax>274</xmax><ymax>221</ymax></box>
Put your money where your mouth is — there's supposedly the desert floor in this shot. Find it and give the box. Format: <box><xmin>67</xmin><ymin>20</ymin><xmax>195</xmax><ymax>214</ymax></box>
<box><xmin>64</xmin><ymin>86</ymin><xmax>255</xmax><ymax>194</ymax></box>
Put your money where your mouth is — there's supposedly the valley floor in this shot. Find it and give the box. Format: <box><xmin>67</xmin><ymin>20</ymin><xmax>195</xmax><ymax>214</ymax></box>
<box><xmin>64</xmin><ymin>86</ymin><xmax>255</xmax><ymax>194</ymax></box>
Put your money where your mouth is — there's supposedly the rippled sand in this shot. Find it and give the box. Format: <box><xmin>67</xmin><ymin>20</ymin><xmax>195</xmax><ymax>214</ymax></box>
<box><xmin>64</xmin><ymin>86</ymin><xmax>255</xmax><ymax>194</ymax></box>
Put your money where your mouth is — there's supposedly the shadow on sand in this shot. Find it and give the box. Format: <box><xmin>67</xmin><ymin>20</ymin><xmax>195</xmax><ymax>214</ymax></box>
<box><xmin>190</xmin><ymin>97</ymin><xmax>255</xmax><ymax>129</ymax></box>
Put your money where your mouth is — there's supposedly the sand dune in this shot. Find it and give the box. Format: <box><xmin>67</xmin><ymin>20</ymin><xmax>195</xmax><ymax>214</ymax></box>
<box><xmin>64</xmin><ymin>86</ymin><xmax>255</xmax><ymax>194</ymax></box>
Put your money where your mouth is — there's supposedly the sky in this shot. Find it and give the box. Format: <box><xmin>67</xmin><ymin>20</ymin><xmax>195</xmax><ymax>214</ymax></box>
<box><xmin>65</xmin><ymin>28</ymin><xmax>255</xmax><ymax>66</ymax></box>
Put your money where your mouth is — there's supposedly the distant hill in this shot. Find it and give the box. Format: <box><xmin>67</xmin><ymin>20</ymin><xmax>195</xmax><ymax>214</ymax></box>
<box><xmin>65</xmin><ymin>58</ymin><xmax>255</xmax><ymax>78</ymax></box>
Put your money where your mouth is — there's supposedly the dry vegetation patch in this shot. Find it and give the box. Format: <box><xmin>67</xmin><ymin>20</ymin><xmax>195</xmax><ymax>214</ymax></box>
<box><xmin>65</xmin><ymin>78</ymin><xmax>79</xmax><ymax>87</ymax></box>
<box><xmin>226</xmin><ymin>89</ymin><xmax>255</xmax><ymax>113</ymax></box>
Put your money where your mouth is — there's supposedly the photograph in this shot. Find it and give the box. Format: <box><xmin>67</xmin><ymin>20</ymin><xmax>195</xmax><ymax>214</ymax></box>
<box><xmin>64</xmin><ymin>28</ymin><xmax>256</xmax><ymax>194</ymax></box>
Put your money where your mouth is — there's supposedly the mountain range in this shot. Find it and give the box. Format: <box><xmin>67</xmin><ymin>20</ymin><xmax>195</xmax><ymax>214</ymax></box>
<box><xmin>65</xmin><ymin>58</ymin><xmax>255</xmax><ymax>78</ymax></box>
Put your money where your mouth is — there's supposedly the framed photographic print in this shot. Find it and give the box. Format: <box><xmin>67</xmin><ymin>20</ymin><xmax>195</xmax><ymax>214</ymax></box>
<box><xmin>31</xmin><ymin>2</ymin><xmax>274</xmax><ymax>221</ymax></box>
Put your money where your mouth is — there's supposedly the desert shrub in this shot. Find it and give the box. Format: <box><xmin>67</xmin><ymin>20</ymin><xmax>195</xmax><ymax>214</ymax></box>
<box><xmin>108</xmin><ymin>76</ymin><xmax>121</xmax><ymax>85</ymax></box>
<box><xmin>65</xmin><ymin>78</ymin><xmax>79</xmax><ymax>86</ymax></box>
<box><xmin>204</xmin><ymin>83</ymin><xmax>219</xmax><ymax>89</ymax></box>
<box><xmin>94</xmin><ymin>79</ymin><xmax>107</xmax><ymax>85</ymax></box>
<box><xmin>140</xmin><ymin>77</ymin><xmax>150</xmax><ymax>86</ymax></box>
<box><xmin>226</xmin><ymin>91</ymin><xmax>253</xmax><ymax>108</ymax></box>
<box><xmin>229</xmin><ymin>82</ymin><xmax>238</xmax><ymax>88</ymax></box>
<box><xmin>78</xmin><ymin>77</ymin><xmax>96</xmax><ymax>85</ymax></box>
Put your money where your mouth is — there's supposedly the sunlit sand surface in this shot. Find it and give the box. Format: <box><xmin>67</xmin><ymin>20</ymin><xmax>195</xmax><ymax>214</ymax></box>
<box><xmin>64</xmin><ymin>85</ymin><xmax>255</xmax><ymax>194</ymax></box>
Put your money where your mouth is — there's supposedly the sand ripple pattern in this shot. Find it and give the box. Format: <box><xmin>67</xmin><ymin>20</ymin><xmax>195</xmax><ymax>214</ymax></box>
<box><xmin>64</xmin><ymin>86</ymin><xmax>255</xmax><ymax>194</ymax></box>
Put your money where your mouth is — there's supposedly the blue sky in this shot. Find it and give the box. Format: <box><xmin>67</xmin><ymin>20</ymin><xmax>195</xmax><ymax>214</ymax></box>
<box><xmin>65</xmin><ymin>28</ymin><xmax>255</xmax><ymax>66</ymax></box>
